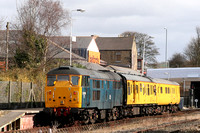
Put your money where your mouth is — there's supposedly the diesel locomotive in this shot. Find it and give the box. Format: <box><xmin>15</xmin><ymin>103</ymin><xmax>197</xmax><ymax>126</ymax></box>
<box><xmin>44</xmin><ymin>66</ymin><xmax>180</xmax><ymax>125</ymax></box>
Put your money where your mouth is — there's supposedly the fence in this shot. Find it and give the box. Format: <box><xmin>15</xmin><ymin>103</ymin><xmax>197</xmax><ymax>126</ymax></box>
<box><xmin>0</xmin><ymin>81</ymin><xmax>45</xmax><ymax>109</ymax></box>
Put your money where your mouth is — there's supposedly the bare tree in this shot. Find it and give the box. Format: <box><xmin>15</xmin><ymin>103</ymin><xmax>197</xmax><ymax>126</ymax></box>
<box><xmin>14</xmin><ymin>0</ymin><xmax>70</xmax><ymax>70</ymax></box>
<box><xmin>169</xmin><ymin>53</ymin><xmax>187</xmax><ymax>68</ymax></box>
<box><xmin>120</xmin><ymin>31</ymin><xmax>159</xmax><ymax>66</ymax></box>
<box><xmin>184</xmin><ymin>27</ymin><xmax>200</xmax><ymax>66</ymax></box>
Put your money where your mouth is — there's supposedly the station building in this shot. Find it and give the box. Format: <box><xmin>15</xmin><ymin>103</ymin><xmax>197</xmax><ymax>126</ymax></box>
<box><xmin>147</xmin><ymin>67</ymin><xmax>200</xmax><ymax>108</ymax></box>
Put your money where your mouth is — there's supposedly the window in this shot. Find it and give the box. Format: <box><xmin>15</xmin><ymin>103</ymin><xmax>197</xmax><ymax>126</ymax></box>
<box><xmin>93</xmin><ymin>80</ymin><xmax>101</xmax><ymax>88</ymax></box>
<box><xmin>143</xmin><ymin>85</ymin><xmax>145</xmax><ymax>95</ymax></box>
<box><xmin>148</xmin><ymin>85</ymin><xmax>150</xmax><ymax>95</ymax></box>
<box><xmin>107</xmin><ymin>81</ymin><xmax>110</xmax><ymax>89</ymax></box>
<box><xmin>128</xmin><ymin>82</ymin><xmax>130</xmax><ymax>95</ymax></box>
<box><xmin>71</xmin><ymin>76</ymin><xmax>79</xmax><ymax>85</ymax></box>
<box><xmin>115</xmin><ymin>52</ymin><xmax>121</xmax><ymax>62</ymax></box>
<box><xmin>102</xmin><ymin>81</ymin><xmax>104</xmax><ymax>88</ymax></box>
<box><xmin>96</xmin><ymin>80</ymin><xmax>100</xmax><ymax>88</ymax></box>
<box><xmin>113</xmin><ymin>82</ymin><xmax>117</xmax><ymax>89</ymax></box>
<box><xmin>140</xmin><ymin>84</ymin><xmax>142</xmax><ymax>92</ymax></box>
<box><xmin>168</xmin><ymin>87</ymin><xmax>170</xmax><ymax>93</ymax></box>
<box><xmin>165</xmin><ymin>87</ymin><xmax>167</xmax><ymax>94</ymax></box>
<box><xmin>82</xmin><ymin>76</ymin><xmax>89</xmax><ymax>87</ymax></box>
<box><xmin>117</xmin><ymin>82</ymin><xmax>121</xmax><ymax>89</ymax></box>
<box><xmin>93</xmin><ymin>91</ymin><xmax>100</xmax><ymax>100</ymax></box>
<box><xmin>160</xmin><ymin>87</ymin><xmax>163</xmax><ymax>93</ymax></box>
<box><xmin>47</xmin><ymin>75</ymin><xmax>56</xmax><ymax>86</ymax></box>
<box><xmin>136</xmin><ymin>85</ymin><xmax>138</xmax><ymax>93</ymax></box>
<box><xmin>57</xmin><ymin>75</ymin><xmax>69</xmax><ymax>81</ymax></box>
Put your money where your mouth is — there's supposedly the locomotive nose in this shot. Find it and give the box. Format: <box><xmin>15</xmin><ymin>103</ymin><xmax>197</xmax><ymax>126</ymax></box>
<box><xmin>46</xmin><ymin>80</ymin><xmax>80</xmax><ymax>108</ymax></box>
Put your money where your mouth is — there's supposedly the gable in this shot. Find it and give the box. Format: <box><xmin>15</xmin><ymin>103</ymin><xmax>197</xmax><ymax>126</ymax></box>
<box><xmin>87</xmin><ymin>39</ymin><xmax>99</xmax><ymax>52</ymax></box>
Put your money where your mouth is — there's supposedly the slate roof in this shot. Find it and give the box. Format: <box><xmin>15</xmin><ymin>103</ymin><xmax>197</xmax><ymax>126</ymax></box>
<box><xmin>95</xmin><ymin>37</ymin><xmax>134</xmax><ymax>50</ymax></box>
<box><xmin>49</xmin><ymin>36</ymin><xmax>93</xmax><ymax>49</ymax></box>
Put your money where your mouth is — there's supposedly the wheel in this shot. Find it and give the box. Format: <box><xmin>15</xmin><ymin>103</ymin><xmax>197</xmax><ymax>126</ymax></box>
<box><xmin>112</xmin><ymin>108</ymin><xmax>119</xmax><ymax>120</ymax></box>
<box><xmin>89</xmin><ymin>110</ymin><xmax>98</xmax><ymax>124</ymax></box>
<box><xmin>106</xmin><ymin>110</ymin><xmax>113</xmax><ymax>121</ymax></box>
<box><xmin>82</xmin><ymin>111</ymin><xmax>89</xmax><ymax>124</ymax></box>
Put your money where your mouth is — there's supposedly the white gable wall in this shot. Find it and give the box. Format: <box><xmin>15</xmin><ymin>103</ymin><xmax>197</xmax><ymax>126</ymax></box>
<box><xmin>87</xmin><ymin>39</ymin><xmax>99</xmax><ymax>52</ymax></box>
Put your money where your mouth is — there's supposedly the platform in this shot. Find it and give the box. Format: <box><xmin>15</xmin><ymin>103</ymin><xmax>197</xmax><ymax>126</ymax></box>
<box><xmin>0</xmin><ymin>108</ymin><xmax>43</xmax><ymax>132</ymax></box>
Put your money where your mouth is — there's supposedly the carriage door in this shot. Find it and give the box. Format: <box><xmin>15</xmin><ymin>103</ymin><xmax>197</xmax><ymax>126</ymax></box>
<box><xmin>104</xmin><ymin>81</ymin><xmax>112</xmax><ymax>109</ymax></box>
<box><xmin>133</xmin><ymin>82</ymin><xmax>139</xmax><ymax>103</ymax></box>
<box><xmin>127</xmin><ymin>81</ymin><xmax>133</xmax><ymax>104</ymax></box>
<box><xmin>82</xmin><ymin>76</ymin><xmax>90</xmax><ymax>107</ymax></box>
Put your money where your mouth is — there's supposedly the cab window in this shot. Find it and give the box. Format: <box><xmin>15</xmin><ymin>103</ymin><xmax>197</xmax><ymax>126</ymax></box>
<box><xmin>47</xmin><ymin>75</ymin><xmax>56</xmax><ymax>86</ymax></box>
<box><xmin>71</xmin><ymin>76</ymin><xmax>79</xmax><ymax>85</ymax></box>
<box><xmin>57</xmin><ymin>75</ymin><xmax>69</xmax><ymax>81</ymax></box>
<box><xmin>82</xmin><ymin>76</ymin><xmax>90</xmax><ymax>86</ymax></box>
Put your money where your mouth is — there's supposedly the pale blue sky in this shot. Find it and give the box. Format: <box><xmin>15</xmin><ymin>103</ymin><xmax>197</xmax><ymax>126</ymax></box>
<box><xmin>1</xmin><ymin>0</ymin><xmax>200</xmax><ymax>62</ymax></box>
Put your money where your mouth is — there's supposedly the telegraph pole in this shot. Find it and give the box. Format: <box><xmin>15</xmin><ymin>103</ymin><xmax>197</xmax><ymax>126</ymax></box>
<box><xmin>6</xmin><ymin>22</ymin><xmax>9</xmax><ymax>71</ymax></box>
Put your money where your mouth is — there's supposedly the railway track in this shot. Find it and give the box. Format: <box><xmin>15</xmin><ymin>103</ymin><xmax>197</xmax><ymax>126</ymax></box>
<box><xmin>5</xmin><ymin>109</ymin><xmax>200</xmax><ymax>133</ymax></box>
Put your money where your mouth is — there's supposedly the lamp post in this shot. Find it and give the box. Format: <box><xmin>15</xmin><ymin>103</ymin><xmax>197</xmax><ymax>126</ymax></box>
<box><xmin>70</xmin><ymin>9</ymin><xmax>85</xmax><ymax>66</ymax></box>
<box><xmin>164</xmin><ymin>27</ymin><xmax>168</xmax><ymax>68</ymax></box>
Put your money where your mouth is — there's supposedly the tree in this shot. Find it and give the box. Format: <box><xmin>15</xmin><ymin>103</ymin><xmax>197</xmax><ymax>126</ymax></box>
<box><xmin>169</xmin><ymin>53</ymin><xmax>187</xmax><ymax>68</ymax></box>
<box><xmin>120</xmin><ymin>31</ymin><xmax>159</xmax><ymax>66</ymax></box>
<box><xmin>184</xmin><ymin>27</ymin><xmax>200</xmax><ymax>67</ymax></box>
<box><xmin>14</xmin><ymin>0</ymin><xmax>69</xmax><ymax>70</ymax></box>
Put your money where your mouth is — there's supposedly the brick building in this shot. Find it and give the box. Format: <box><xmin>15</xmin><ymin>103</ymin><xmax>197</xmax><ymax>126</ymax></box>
<box><xmin>95</xmin><ymin>36</ymin><xmax>138</xmax><ymax>70</ymax></box>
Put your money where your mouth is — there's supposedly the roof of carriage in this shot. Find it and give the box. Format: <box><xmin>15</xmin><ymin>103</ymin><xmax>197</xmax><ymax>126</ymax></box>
<box><xmin>47</xmin><ymin>66</ymin><xmax>121</xmax><ymax>81</ymax></box>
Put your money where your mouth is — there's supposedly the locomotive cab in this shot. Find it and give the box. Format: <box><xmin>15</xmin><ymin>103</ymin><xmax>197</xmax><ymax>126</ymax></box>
<box><xmin>45</xmin><ymin>74</ymin><xmax>82</xmax><ymax>108</ymax></box>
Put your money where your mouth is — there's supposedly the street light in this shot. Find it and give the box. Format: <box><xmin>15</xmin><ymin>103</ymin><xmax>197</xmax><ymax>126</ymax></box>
<box><xmin>69</xmin><ymin>9</ymin><xmax>85</xmax><ymax>66</ymax></box>
<box><xmin>164</xmin><ymin>27</ymin><xmax>168</xmax><ymax>68</ymax></box>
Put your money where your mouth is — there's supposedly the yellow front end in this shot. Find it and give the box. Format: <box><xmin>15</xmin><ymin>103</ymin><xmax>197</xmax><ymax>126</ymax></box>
<box><xmin>45</xmin><ymin>75</ymin><xmax>82</xmax><ymax>108</ymax></box>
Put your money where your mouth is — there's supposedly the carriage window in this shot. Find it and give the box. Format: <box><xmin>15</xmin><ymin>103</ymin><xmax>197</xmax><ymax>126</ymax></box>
<box><xmin>168</xmin><ymin>87</ymin><xmax>170</xmax><ymax>93</ymax></box>
<box><xmin>96</xmin><ymin>80</ymin><xmax>100</xmax><ymax>88</ymax></box>
<box><xmin>118</xmin><ymin>82</ymin><xmax>121</xmax><ymax>89</ymax></box>
<box><xmin>148</xmin><ymin>85</ymin><xmax>150</xmax><ymax>95</ymax></box>
<box><xmin>136</xmin><ymin>85</ymin><xmax>138</xmax><ymax>93</ymax></box>
<box><xmin>82</xmin><ymin>76</ymin><xmax>89</xmax><ymax>86</ymax></box>
<box><xmin>165</xmin><ymin>87</ymin><xmax>167</xmax><ymax>94</ymax></box>
<box><xmin>71</xmin><ymin>76</ymin><xmax>79</xmax><ymax>85</ymax></box>
<box><xmin>128</xmin><ymin>82</ymin><xmax>130</xmax><ymax>95</ymax></box>
<box><xmin>143</xmin><ymin>85</ymin><xmax>145</xmax><ymax>95</ymax></box>
<box><xmin>93</xmin><ymin>90</ymin><xmax>100</xmax><ymax>100</ymax></box>
<box><xmin>160</xmin><ymin>87</ymin><xmax>163</xmax><ymax>93</ymax></box>
<box><xmin>113</xmin><ymin>82</ymin><xmax>117</xmax><ymax>89</ymax></box>
<box><xmin>47</xmin><ymin>75</ymin><xmax>56</xmax><ymax>86</ymax></box>
<box><xmin>140</xmin><ymin>84</ymin><xmax>142</xmax><ymax>92</ymax></box>
<box><xmin>57</xmin><ymin>75</ymin><xmax>69</xmax><ymax>81</ymax></box>
<box><xmin>107</xmin><ymin>81</ymin><xmax>110</xmax><ymax>89</ymax></box>
<box><xmin>93</xmin><ymin>80</ymin><xmax>100</xmax><ymax>88</ymax></box>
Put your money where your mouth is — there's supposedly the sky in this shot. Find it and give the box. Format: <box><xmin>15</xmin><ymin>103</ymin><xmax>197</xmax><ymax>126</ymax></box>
<box><xmin>0</xmin><ymin>0</ymin><xmax>200</xmax><ymax>62</ymax></box>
